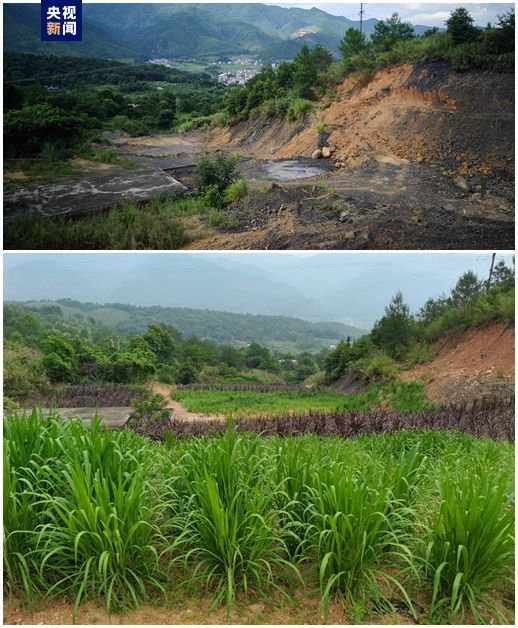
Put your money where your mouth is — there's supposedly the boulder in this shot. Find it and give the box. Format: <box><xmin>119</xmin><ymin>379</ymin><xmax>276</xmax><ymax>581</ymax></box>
<box><xmin>322</xmin><ymin>146</ymin><xmax>331</xmax><ymax>158</ymax></box>
<box><xmin>454</xmin><ymin>175</ymin><xmax>469</xmax><ymax>191</ymax></box>
<box><xmin>311</xmin><ymin>149</ymin><xmax>322</xmax><ymax>159</ymax></box>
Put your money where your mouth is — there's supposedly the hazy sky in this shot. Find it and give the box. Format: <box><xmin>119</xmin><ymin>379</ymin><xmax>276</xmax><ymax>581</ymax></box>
<box><xmin>4</xmin><ymin>252</ymin><xmax>513</xmax><ymax>326</ymax></box>
<box><xmin>275</xmin><ymin>3</ymin><xmax>513</xmax><ymax>26</ymax></box>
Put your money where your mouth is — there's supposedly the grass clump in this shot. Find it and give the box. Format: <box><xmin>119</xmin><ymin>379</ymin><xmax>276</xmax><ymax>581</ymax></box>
<box><xmin>3</xmin><ymin>411</ymin><xmax>164</xmax><ymax>616</ymax></box>
<box><xmin>208</xmin><ymin>210</ymin><xmax>240</xmax><ymax>230</ymax></box>
<box><xmin>167</xmin><ymin>428</ymin><xmax>296</xmax><ymax>615</ymax></box>
<box><xmin>421</xmin><ymin>465</ymin><xmax>514</xmax><ymax>623</ymax></box>
<box><xmin>223</xmin><ymin>178</ymin><xmax>249</xmax><ymax>204</ymax></box>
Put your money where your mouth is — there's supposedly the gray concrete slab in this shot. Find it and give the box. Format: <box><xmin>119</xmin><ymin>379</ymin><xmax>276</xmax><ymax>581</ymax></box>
<box><xmin>4</xmin><ymin>169</ymin><xmax>187</xmax><ymax>220</ymax></box>
<box><xmin>42</xmin><ymin>407</ymin><xmax>131</xmax><ymax>427</ymax></box>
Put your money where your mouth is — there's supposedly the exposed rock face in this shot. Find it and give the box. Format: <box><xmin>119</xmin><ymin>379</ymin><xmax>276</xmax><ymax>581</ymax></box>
<box><xmin>4</xmin><ymin>169</ymin><xmax>187</xmax><ymax>219</ymax></box>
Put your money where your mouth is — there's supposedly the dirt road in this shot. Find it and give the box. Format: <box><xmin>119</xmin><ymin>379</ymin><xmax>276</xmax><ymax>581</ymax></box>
<box><xmin>150</xmin><ymin>383</ymin><xmax>224</xmax><ymax>423</ymax></box>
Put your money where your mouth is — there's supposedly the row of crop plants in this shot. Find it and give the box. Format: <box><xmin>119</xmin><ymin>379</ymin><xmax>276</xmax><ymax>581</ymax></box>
<box><xmin>4</xmin><ymin>410</ymin><xmax>514</xmax><ymax>623</ymax></box>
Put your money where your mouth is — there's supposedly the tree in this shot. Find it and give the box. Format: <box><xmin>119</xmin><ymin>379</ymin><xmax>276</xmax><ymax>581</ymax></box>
<box><xmin>495</xmin><ymin>8</ymin><xmax>515</xmax><ymax>52</ymax></box>
<box><xmin>339</xmin><ymin>28</ymin><xmax>367</xmax><ymax>60</ymax></box>
<box><xmin>450</xmin><ymin>271</ymin><xmax>483</xmax><ymax>307</ymax></box>
<box><xmin>416</xmin><ymin>294</ymin><xmax>450</xmax><ymax>325</ymax></box>
<box><xmin>446</xmin><ymin>8</ymin><xmax>478</xmax><ymax>45</ymax></box>
<box><xmin>370</xmin><ymin>291</ymin><xmax>416</xmax><ymax>359</ymax></box>
<box><xmin>292</xmin><ymin>43</ymin><xmax>318</xmax><ymax>99</ymax></box>
<box><xmin>293</xmin><ymin>352</ymin><xmax>319</xmax><ymax>383</ymax></box>
<box><xmin>245</xmin><ymin>341</ymin><xmax>271</xmax><ymax>369</ymax></box>
<box><xmin>371</xmin><ymin>13</ymin><xmax>414</xmax><ymax>51</ymax></box>
<box><xmin>491</xmin><ymin>259</ymin><xmax>514</xmax><ymax>289</ymax></box>
<box><xmin>41</xmin><ymin>333</ymin><xmax>77</xmax><ymax>382</ymax></box>
<box><xmin>142</xmin><ymin>323</ymin><xmax>180</xmax><ymax>364</ymax></box>
<box><xmin>324</xmin><ymin>340</ymin><xmax>353</xmax><ymax>380</ymax></box>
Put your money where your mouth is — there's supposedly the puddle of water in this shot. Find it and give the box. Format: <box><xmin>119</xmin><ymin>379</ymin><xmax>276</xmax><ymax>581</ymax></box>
<box><xmin>264</xmin><ymin>160</ymin><xmax>325</xmax><ymax>181</ymax></box>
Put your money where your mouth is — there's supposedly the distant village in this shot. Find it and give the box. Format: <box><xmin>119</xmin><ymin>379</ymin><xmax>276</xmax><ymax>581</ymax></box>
<box><xmin>149</xmin><ymin>56</ymin><xmax>272</xmax><ymax>86</ymax></box>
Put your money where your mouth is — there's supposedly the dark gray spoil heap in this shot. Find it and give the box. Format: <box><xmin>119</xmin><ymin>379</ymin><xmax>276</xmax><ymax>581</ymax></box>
<box><xmin>4</xmin><ymin>169</ymin><xmax>187</xmax><ymax>219</ymax></box>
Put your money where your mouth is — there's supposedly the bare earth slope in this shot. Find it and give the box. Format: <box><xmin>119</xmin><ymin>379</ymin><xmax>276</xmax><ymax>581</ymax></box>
<box><xmin>224</xmin><ymin>60</ymin><xmax>514</xmax><ymax>176</ymax></box>
<box><xmin>400</xmin><ymin>320</ymin><xmax>514</xmax><ymax>404</ymax></box>
<box><xmin>187</xmin><ymin>60</ymin><xmax>514</xmax><ymax>249</ymax></box>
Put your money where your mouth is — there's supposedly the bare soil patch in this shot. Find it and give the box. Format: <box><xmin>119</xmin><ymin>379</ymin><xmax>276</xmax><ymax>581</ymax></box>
<box><xmin>2</xmin><ymin>592</ymin><xmax>416</xmax><ymax>625</ymax></box>
<box><xmin>400</xmin><ymin>320</ymin><xmax>515</xmax><ymax>404</ymax></box>
<box><xmin>150</xmin><ymin>383</ymin><xmax>225</xmax><ymax>423</ymax></box>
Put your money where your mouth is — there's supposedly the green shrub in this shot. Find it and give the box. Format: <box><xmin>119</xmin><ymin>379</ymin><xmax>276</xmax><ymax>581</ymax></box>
<box><xmin>196</xmin><ymin>155</ymin><xmax>238</xmax><ymax>192</ymax></box>
<box><xmin>286</xmin><ymin>98</ymin><xmax>313</xmax><ymax>122</ymax></box>
<box><xmin>203</xmin><ymin>185</ymin><xmax>225</xmax><ymax>209</ymax></box>
<box><xmin>356</xmin><ymin>350</ymin><xmax>399</xmax><ymax>383</ymax></box>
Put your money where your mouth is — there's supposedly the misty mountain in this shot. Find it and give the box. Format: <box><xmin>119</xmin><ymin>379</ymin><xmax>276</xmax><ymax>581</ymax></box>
<box><xmin>3</xmin><ymin>254</ymin><xmax>336</xmax><ymax>322</ymax></box>
<box><xmin>4</xmin><ymin>253</ymin><xmax>499</xmax><ymax>329</ymax></box>
<box><xmin>4</xmin><ymin>3</ymin><xmax>435</xmax><ymax>61</ymax></box>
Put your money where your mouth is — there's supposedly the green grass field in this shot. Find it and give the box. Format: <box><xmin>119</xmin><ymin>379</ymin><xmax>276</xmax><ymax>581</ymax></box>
<box><xmin>172</xmin><ymin>382</ymin><xmax>431</xmax><ymax>416</ymax></box>
<box><xmin>4</xmin><ymin>410</ymin><xmax>514</xmax><ymax>624</ymax></box>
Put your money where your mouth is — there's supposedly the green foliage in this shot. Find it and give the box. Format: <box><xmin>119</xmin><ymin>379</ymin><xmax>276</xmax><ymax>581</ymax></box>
<box><xmin>171</xmin><ymin>382</ymin><xmax>428</xmax><ymax>417</ymax></box>
<box><xmin>371</xmin><ymin>291</ymin><xmax>418</xmax><ymax>359</ymax></box>
<box><xmin>208</xmin><ymin>210</ymin><xmax>240</xmax><ymax>229</ymax></box>
<box><xmin>421</xmin><ymin>465</ymin><xmax>514</xmax><ymax>622</ymax></box>
<box><xmin>339</xmin><ymin>28</ymin><xmax>367</xmax><ymax>60</ymax></box>
<box><xmin>3</xmin><ymin>342</ymin><xmax>50</xmax><ymax>401</ymax></box>
<box><xmin>355</xmin><ymin>350</ymin><xmax>399</xmax><ymax>384</ymax></box>
<box><xmin>127</xmin><ymin>393</ymin><xmax>171</xmax><ymax>426</ymax></box>
<box><xmin>326</xmin><ymin>261</ymin><xmax>514</xmax><ymax>383</ymax></box>
<box><xmin>4</xmin><ymin>103</ymin><xmax>86</xmax><ymax>158</ymax></box>
<box><xmin>168</xmin><ymin>429</ymin><xmax>294</xmax><ymax>613</ymax></box>
<box><xmin>4</xmin><ymin>413</ymin><xmax>514</xmax><ymax>622</ymax></box>
<box><xmin>446</xmin><ymin>8</ymin><xmax>478</xmax><ymax>45</ymax></box>
<box><xmin>371</xmin><ymin>13</ymin><xmax>414</xmax><ymax>52</ymax></box>
<box><xmin>224</xmin><ymin>43</ymin><xmax>332</xmax><ymax>120</ymax></box>
<box><xmin>4</xmin><ymin>411</ymin><xmax>165</xmax><ymax>614</ymax></box>
<box><xmin>196</xmin><ymin>155</ymin><xmax>238</xmax><ymax>193</ymax></box>
<box><xmin>4</xmin><ymin>199</ymin><xmax>191</xmax><ymax>250</ymax></box>
<box><xmin>3</xmin><ymin>52</ymin><xmax>228</xmax><ymax>162</ymax></box>
<box><xmin>203</xmin><ymin>185</ymin><xmax>226</xmax><ymax>210</ymax></box>
<box><xmin>387</xmin><ymin>380</ymin><xmax>432</xmax><ymax>411</ymax></box>
<box><xmin>286</xmin><ymin>98</ymin><xmax>314</xmax><ymax>121</ymax></box>
<box><xmin>223</xmin><ymin>178</ymin><xmax>249</xmax><ymax>204</ymax></box>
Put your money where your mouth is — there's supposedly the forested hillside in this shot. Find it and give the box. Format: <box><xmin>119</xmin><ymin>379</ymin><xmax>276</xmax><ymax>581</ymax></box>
<box><xmin>6</xmin><ymin>300</ymin><xmax>361</xmax><ymax>351</ymax></box>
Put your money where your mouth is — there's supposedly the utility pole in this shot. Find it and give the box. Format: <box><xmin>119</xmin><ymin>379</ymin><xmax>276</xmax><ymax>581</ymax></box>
<box><xmin>359</xmin><ymin>3</ymin><xmax>364</xmax><ymax>33</ymax></box>
<box><xmin>487</xmin><ymin>252</ymin><xmax>496</xmax><ymax>288</ymax></box>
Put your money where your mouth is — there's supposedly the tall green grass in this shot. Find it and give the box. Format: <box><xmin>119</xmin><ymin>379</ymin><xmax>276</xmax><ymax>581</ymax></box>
<box><xmin>422</xmin><ymin>465</ymin><xmax>514</xmax><ymax>623</ymax></box>
<box><xmin>4</xmin><ymin>410</ymin><xmax>164</xmax><ymax>617</ymax></box>
<box><xmin>165</xmin><ymin>428</ymin><xmax>297</xmax><ymax>615</ymax></box>
<box><xmin>4</xmin><ymin>410</ymin><xmax>514</xmax><ymax>623</ymax></box>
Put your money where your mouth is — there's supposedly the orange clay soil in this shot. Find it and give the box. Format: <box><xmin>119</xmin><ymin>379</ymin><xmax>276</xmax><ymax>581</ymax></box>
<box><xmin>400</xmin><ymin>320</ymin><xmax>514</xmax><ymax>404</ymax></box>
<box><xmin>212</xmin><ymin>61</ymin><xmax>514</xmax><ymax>177</ymax></box>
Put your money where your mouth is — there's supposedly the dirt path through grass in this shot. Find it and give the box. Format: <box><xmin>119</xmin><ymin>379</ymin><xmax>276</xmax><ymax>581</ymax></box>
<box><xmin>150</xmin><ymin>383</ymin><xmax>225</xmax><ymax>423</ymax></box>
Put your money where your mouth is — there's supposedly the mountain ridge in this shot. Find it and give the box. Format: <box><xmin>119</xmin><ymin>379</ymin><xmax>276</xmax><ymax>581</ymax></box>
<box><xmin>4</xmin><ymin>3</ymin><xmax>435</xmax><ymax>61</ymax></box>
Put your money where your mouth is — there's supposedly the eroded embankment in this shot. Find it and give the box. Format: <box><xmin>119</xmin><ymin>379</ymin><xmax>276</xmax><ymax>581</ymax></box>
<box><xmin>400</xmin><ymin>320</ymin><xmax>515</xmax><ymax>404</ymax></box>
<box><xmin>220</xmin><ymin>60</ymin><xmax>514</xmax><ymax>177</ymax></box>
